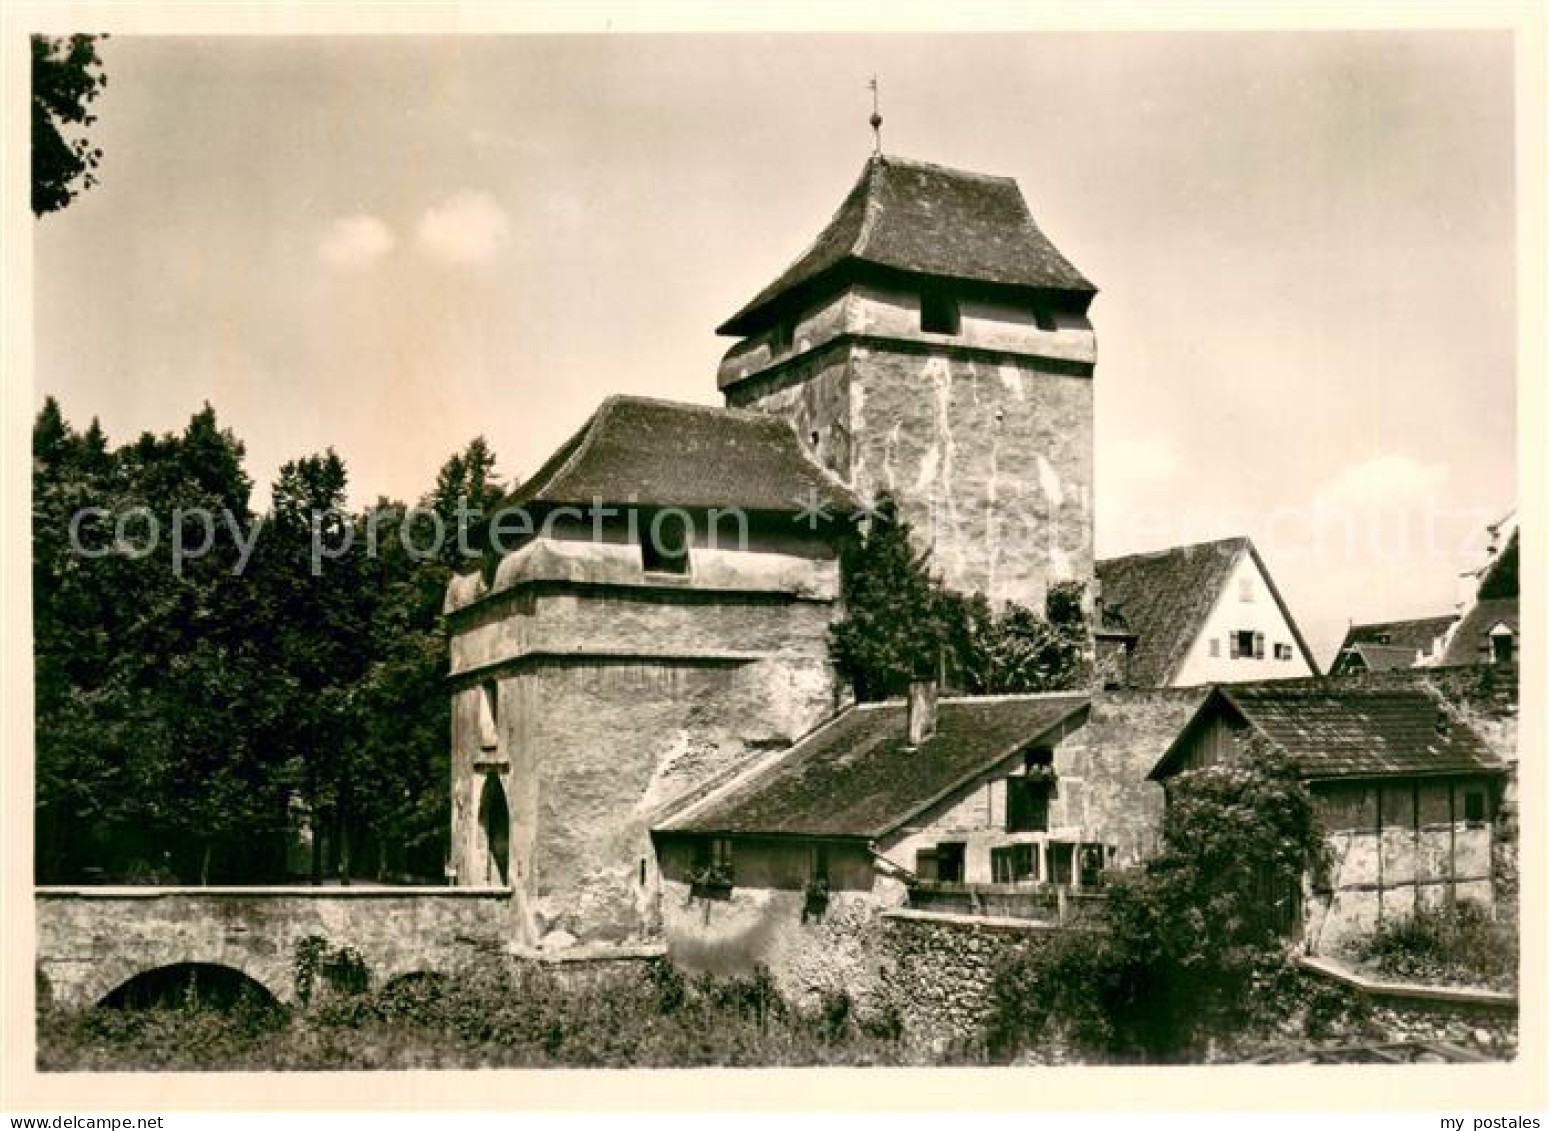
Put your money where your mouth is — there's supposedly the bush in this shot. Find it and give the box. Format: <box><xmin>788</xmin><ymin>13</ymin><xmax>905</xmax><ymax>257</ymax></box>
<box><xmin>38</xmin><ymin>958</ymin><xmax>916</xmax><ymax>1071</ymax></box>
<box><xmin>981</xmin><ymin>745</ymin><xmax>1326</xmax><ymax>1063</ymax></box>
<box><xmin>1347</xmin><ymin>901</ymin><xmax>1517</xmax><ymax>990</ymax></box>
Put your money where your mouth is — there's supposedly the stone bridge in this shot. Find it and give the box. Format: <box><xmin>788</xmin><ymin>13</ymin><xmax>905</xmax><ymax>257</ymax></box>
<box><xmin>35</xmin><ymin>885</ymin><xmax>514</xmax><ymax>1009</ymax></box>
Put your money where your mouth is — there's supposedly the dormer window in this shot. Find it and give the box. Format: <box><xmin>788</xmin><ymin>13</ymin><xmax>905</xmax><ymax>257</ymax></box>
<box><xmin>642</xmin><ymin>513</ymin><xmax>691</xmax><ymax>575</ymax></box>
<box><xmin>920</xmin><ymin>289</ymin><xmax>960</xmax><ymax>335</ymax></box>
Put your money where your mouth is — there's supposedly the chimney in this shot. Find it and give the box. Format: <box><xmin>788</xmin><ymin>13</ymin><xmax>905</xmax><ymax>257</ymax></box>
<box><xmin>907</xmin><ymin>679</ymin><xmax>938</xmax><ymax>746</ymax></box>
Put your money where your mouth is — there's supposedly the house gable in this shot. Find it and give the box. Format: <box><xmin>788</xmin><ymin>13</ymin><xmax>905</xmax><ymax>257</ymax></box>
<box><xmin>1170</xmin><ymin>543</ymin><xmax>1319</xmax><ymax>686</ymax></box>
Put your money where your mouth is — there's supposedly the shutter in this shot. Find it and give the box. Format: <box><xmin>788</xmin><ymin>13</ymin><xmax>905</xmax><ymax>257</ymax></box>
<box><xmin>1254</xmin><ymin>631</ymin><xmax>1265</xmax><ymax>659</ymax></box>
<box><xmin>1229</xmin><ymin>633</ymin><xmax>1240</xmax><ymax>658</ymax></box>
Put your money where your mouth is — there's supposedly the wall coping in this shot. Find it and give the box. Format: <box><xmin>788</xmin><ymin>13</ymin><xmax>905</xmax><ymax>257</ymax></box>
<box><xmin>882</xmin><ymin>908</ymin><xmax>1065</xmax><ymax>932</ymax></box>
<box><xmin>36</xmin><ymin>885</ymin><xmax>512</xmax><ymax>900</ymax></box>
<box><xmin>1299</xmin><ymin>954</ymin><xmax>1517</xmax><ymax>1011</ymax></box>
<box><xmin>511</xmin><ymin>941</ymin><xmax>668</xmax><ymax>964</ymax></box>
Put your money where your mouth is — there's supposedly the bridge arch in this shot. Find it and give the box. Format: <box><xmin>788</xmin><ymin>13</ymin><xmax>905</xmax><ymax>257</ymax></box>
<box><xmin>98</xmin><ymin>962</ymin><xmax>283</xmax><ymax>1011</ymax></box>
<box><xmin>83</xmin><ymin>951</ymin><xmax>292</xmax><ymax>1011</ymax></box>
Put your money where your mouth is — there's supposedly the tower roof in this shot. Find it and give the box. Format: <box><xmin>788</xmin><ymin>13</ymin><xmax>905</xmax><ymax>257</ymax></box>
<box><xmin>718</xmin><ymin>153</ymin><xmax>1096</xmax><ymax>337</ymax></box>
<box><xmin>509</xmin><ymin>394</ymin><xmax>860</xmax><ymax>516</ymax></box>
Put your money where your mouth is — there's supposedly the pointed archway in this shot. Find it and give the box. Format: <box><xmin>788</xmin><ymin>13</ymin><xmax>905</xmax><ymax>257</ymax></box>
<box><xmin>477</xmin><ymin>772</ymin><xmax>510</xmax><ymax>885</ymax></box>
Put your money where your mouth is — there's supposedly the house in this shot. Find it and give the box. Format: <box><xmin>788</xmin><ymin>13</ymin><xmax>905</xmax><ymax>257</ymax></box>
<box><xmin>1331</xmin><ymin>511</ymin><xmax>1519</xmax><ymax>673</ymax></box>
<box><xmin>1094</xmin><ymin>536</ymin><xmax>1319</xmax><ymax>688</ymax></box>
<box><xmin>1329</xmin><ymin>615</ymin><xmax>1459</xmax><ymax>675</ymax></box>
<box><xmin>1148</xmin><ymin>683</ymin><xmax>1507</xmax><ymax>954</ymax></box>
<box><xmin>651</xmin><ymin>687</ymin><xmax>1096</xmax><ymax>977</ymax></box>
<box><xmin>1440</xmin><ymin>520</ymin><xmax>1519</xmax><ymax>667</ymax></box>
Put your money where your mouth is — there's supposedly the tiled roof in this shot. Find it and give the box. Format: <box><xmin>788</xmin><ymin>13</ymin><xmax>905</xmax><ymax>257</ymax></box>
<box><xmin>510</xmin><ymin>395</ymin><xmax>860</xmax><ymax>516</ymax></box>
<box><xmin>1152</xmin><ymin>684</ymin><xmax>1505</xmax><ymax>782</ymax></box>
<box><xmin>1095</xmin><ymin>537</ymin><xmax>1318</xmax><ymax>687</ymax></box>
<box><xmin>1338</xmin><ymin>642</ymin><xmax>1425</xmax><ymax>673</ymax></box>
<box><xmin>718</xmin><ymin>153</ymin><xmax>1095</xmax><ymax>336</ymax></box>
<box><xmin>1440</xmin><ymin>598</ymin><xmax>1520</xmax><ymax>667</ymax></box>
<box><xmin>657</xmin><ymin>694</ymin><xmax>1090</xmax><ymax>839</ymax></box>
<box><xmin>1336</xmin><ymin>616</ymin><xmax>1458</xmax><ymax>659</ymax></box>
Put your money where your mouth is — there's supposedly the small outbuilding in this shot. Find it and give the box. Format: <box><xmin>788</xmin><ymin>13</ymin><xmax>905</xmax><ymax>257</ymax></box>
<box><xmin>1149</xmin><ymin>683</ymin><xmax>1507</xmax><ymax>954</ymax></box>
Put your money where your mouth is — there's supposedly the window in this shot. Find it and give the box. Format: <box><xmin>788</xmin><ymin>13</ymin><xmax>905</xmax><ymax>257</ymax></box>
<box><xmin>915</xmin><ymin>847</ymin><xmax>939</xmax><ymax>881</ymax></box>
<box><xmin>1239</xmin><ymin>577</ymin><xmax>1254</xmax><ymax>602</ymax></box>
<box><xmin>768</xmin><ymin>318</ymin><xmax>793</xmax><ymax>355</ymax></box>
<box><xmin>1275</xmin><ymin>643</ymin><xmax>1293</xmax><ymax>661</ymax></box>
<box><xmin>1048</xmin><ymin>842</ymin><xmax>1074</xmax><ymax>886</ymax></box>
<box><xmin>935</xmin><ymin>842</ymin><xmax>966</xmax><ymax>883</ymax></box>
<box><xmin>991</xmin><ymin>844</ymin><xmax>1038</xmax><ymax>884</ymax></box>
<box><xmin>1032</xmin><ymin>306</ymin><xmax>1058</xmax><ymax>332</ymax></box>
<box><xmin>1491</xmin><ymin>632</ymin><xmax>1515</xmax><ymax>665</ymax></box>
<box><xmin>920</xmin><ymin>290</ymin><xmax>960</xmax><ymax>335</ymax></box>
<box><xmin>1006</xmin><ymin>777</ymin><xmax>1050</xmax><ymax>833</ymax></box>
<box><xmin>694</xmin><ymin>836</ymin><xmax>735</xmax><ymax>888</ymax></box>
<box><xmin>1464</xmin><ymin>791</ymin><xmax>1486</xmax><ymax>824</ymax></box>
<box><xmin>1231</xmin><ymin>630</ymin><xmax>1261</xmax><ymax>659</ymax></box>
<box><xmin>1209</xmin><ymin>638</ymin><xmax>1220</xmax><ymax>658</ymax></box>
<box><xmin>477</xmin><ymin>681</ymin><xmax>499</xmax><ymax>751</ymax></box>
<box><xmin>1078</xmin><ymin>843</ymin><xmax>1107</xmax><ymax>888</ymax></box>
<box><xmin>641</xmin><ymin>512</ymin><xmax>690</xmax><ymax>575</ymax></box>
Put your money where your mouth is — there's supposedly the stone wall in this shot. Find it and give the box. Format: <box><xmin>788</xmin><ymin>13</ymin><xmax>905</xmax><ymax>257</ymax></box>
<box><xmin>878</xmin><ymin>909</ymin><xmax>1055</xmax><ymax>1047</ymax></box>
<box><xmin>35</xmin><ymin>887</ymin><xmax>513</xmax><ymax>1009</ymax></box>
<box><xmin>659</xmin><ymin>878</ymin><xmax>903</xmax><ymax>1016</ymax></box>
<box><xmin>1058</xmin><ymin>687</ymin><xmax>1208</xmax><ymax>867</ymax></box>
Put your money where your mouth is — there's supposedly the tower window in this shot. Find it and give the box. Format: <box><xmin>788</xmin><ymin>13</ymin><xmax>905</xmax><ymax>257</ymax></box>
<box><xmin>477</xmin><ymin>681</ymin><xmax>499</xmax><ymax>751</ymax></box>
<box><xmin>920</xmin><ymin>290</ymin><xmax>960</xmax><ymax>335</ymax></box>
<box><xmin>642</xmin><ymin>513</ymin><xmax>691</xmax><ymax>575</ymax></box>
<box><xmin>768</xmin><ymin>318</ymin><xmax>794</xmax><ymax>355</ymax></box>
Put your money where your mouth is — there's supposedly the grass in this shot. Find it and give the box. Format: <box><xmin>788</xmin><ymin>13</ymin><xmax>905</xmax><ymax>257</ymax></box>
<box><xmin>37</xmin><ymin>959</ymin><xmax>926</xmax><ymax>1071</ymax></box>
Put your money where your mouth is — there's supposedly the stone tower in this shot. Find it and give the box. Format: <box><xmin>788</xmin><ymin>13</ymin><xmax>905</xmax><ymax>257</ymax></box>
<box><xmin>717</xmin><ymin>153</ymin><xmax>1098</xmax><ymax>611</ymax></box>
<box><xmin>444</xmin><ymin>397</ymin><xmax>854</xmax><ymax>950</ymax></box>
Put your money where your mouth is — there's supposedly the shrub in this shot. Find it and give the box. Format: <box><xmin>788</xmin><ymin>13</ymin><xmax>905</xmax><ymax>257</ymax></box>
<box><xmin>982</xmin><ymin>744</ymin><xmax>1326</xmax><ymax>1063</ymax></box>
<box><xmin>1348</xmin><ymin>901</ymin><xmax>1517</xmax><ymax>989</ymax></box>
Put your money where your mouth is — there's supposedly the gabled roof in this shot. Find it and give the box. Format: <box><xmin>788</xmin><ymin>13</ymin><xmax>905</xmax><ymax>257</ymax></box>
<box><xmin>718</xmin><ymin>153</ymin><xmax>1096</xmax><ymax>336</ymax></box>
<box><xmin>1440</xmin><ymin>597</ymin><xmax>1520</xmax><ymax>667</ymax></box>
<box><xmin>1335</xmin><ymin>642</ymin><xmax>1423</xmax><ymax>673</ymax></box>
<box><xmin>1150</xmin><ymin>683</ymin><xmax>1504</xmax><ymax>783</ymax></box>
<box><xmin>1095</xmin><ymin>536</ymin><xmax>1319</xmax><ymax>687</ymax></box>
<box><xmin>509</xmin><ymin>395</ymin><xmax>860</xmax><ymax>516</ymax></box>
<box><xmin>1336</xmin><ymin>615</ymin><xmax>1459</xmax><ymax>658</ymax></box>
<box><xmin>656</xmin><ymin>694</ymin><xmax>1090</xmax><ymax>840</ymax></box>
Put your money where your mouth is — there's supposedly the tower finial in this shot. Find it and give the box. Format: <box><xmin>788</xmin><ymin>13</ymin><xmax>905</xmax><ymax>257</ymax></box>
<box><xmin>868</xmin><ymin>75</ymin><xmax>883</xmax><ymax>154</ymax></box>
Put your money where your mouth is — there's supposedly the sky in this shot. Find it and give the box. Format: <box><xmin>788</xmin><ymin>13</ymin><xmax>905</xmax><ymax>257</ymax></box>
<box><xmin>32</xmin><ymin>30</ymin><xmax>1518</xmax><ymax>666</ymax></box>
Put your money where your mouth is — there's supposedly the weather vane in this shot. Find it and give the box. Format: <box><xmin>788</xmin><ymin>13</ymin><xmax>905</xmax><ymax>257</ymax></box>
<box><xmin>868</xmin><ymin>75</ymin><xmax>883</xmax><ymax>154</ymax></box>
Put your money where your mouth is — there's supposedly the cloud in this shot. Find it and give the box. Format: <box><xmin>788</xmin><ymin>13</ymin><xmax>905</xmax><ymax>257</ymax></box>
<box><xmin>415</xmin><ymin>191</ymin><xmax>512</xmax><ymax>266</ymax></box>
<box><xmin>318</xmin><ymin>215</ymin><xmax>395</xmax><ymax>268</ymax></box>
<box><xmin>1311</xmin><ymin>453</ymin><xmax>1449</xmax><ymax>515</ymax></box>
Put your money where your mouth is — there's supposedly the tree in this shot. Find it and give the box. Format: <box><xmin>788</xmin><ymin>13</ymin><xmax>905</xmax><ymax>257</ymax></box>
<box><xmin>829</xmin><ymin>495</ymin><xmax>1092</xmax><ymax>701</ymax></box>
<box><xmin>32</xmin><ymin>34</ymin><xmax>108</xmax><ymax>216</ymax></box>
<box><xmin>827</xmin><ymin>496</ymin><xmax>947</xmax><ymax>701</ymax></box>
